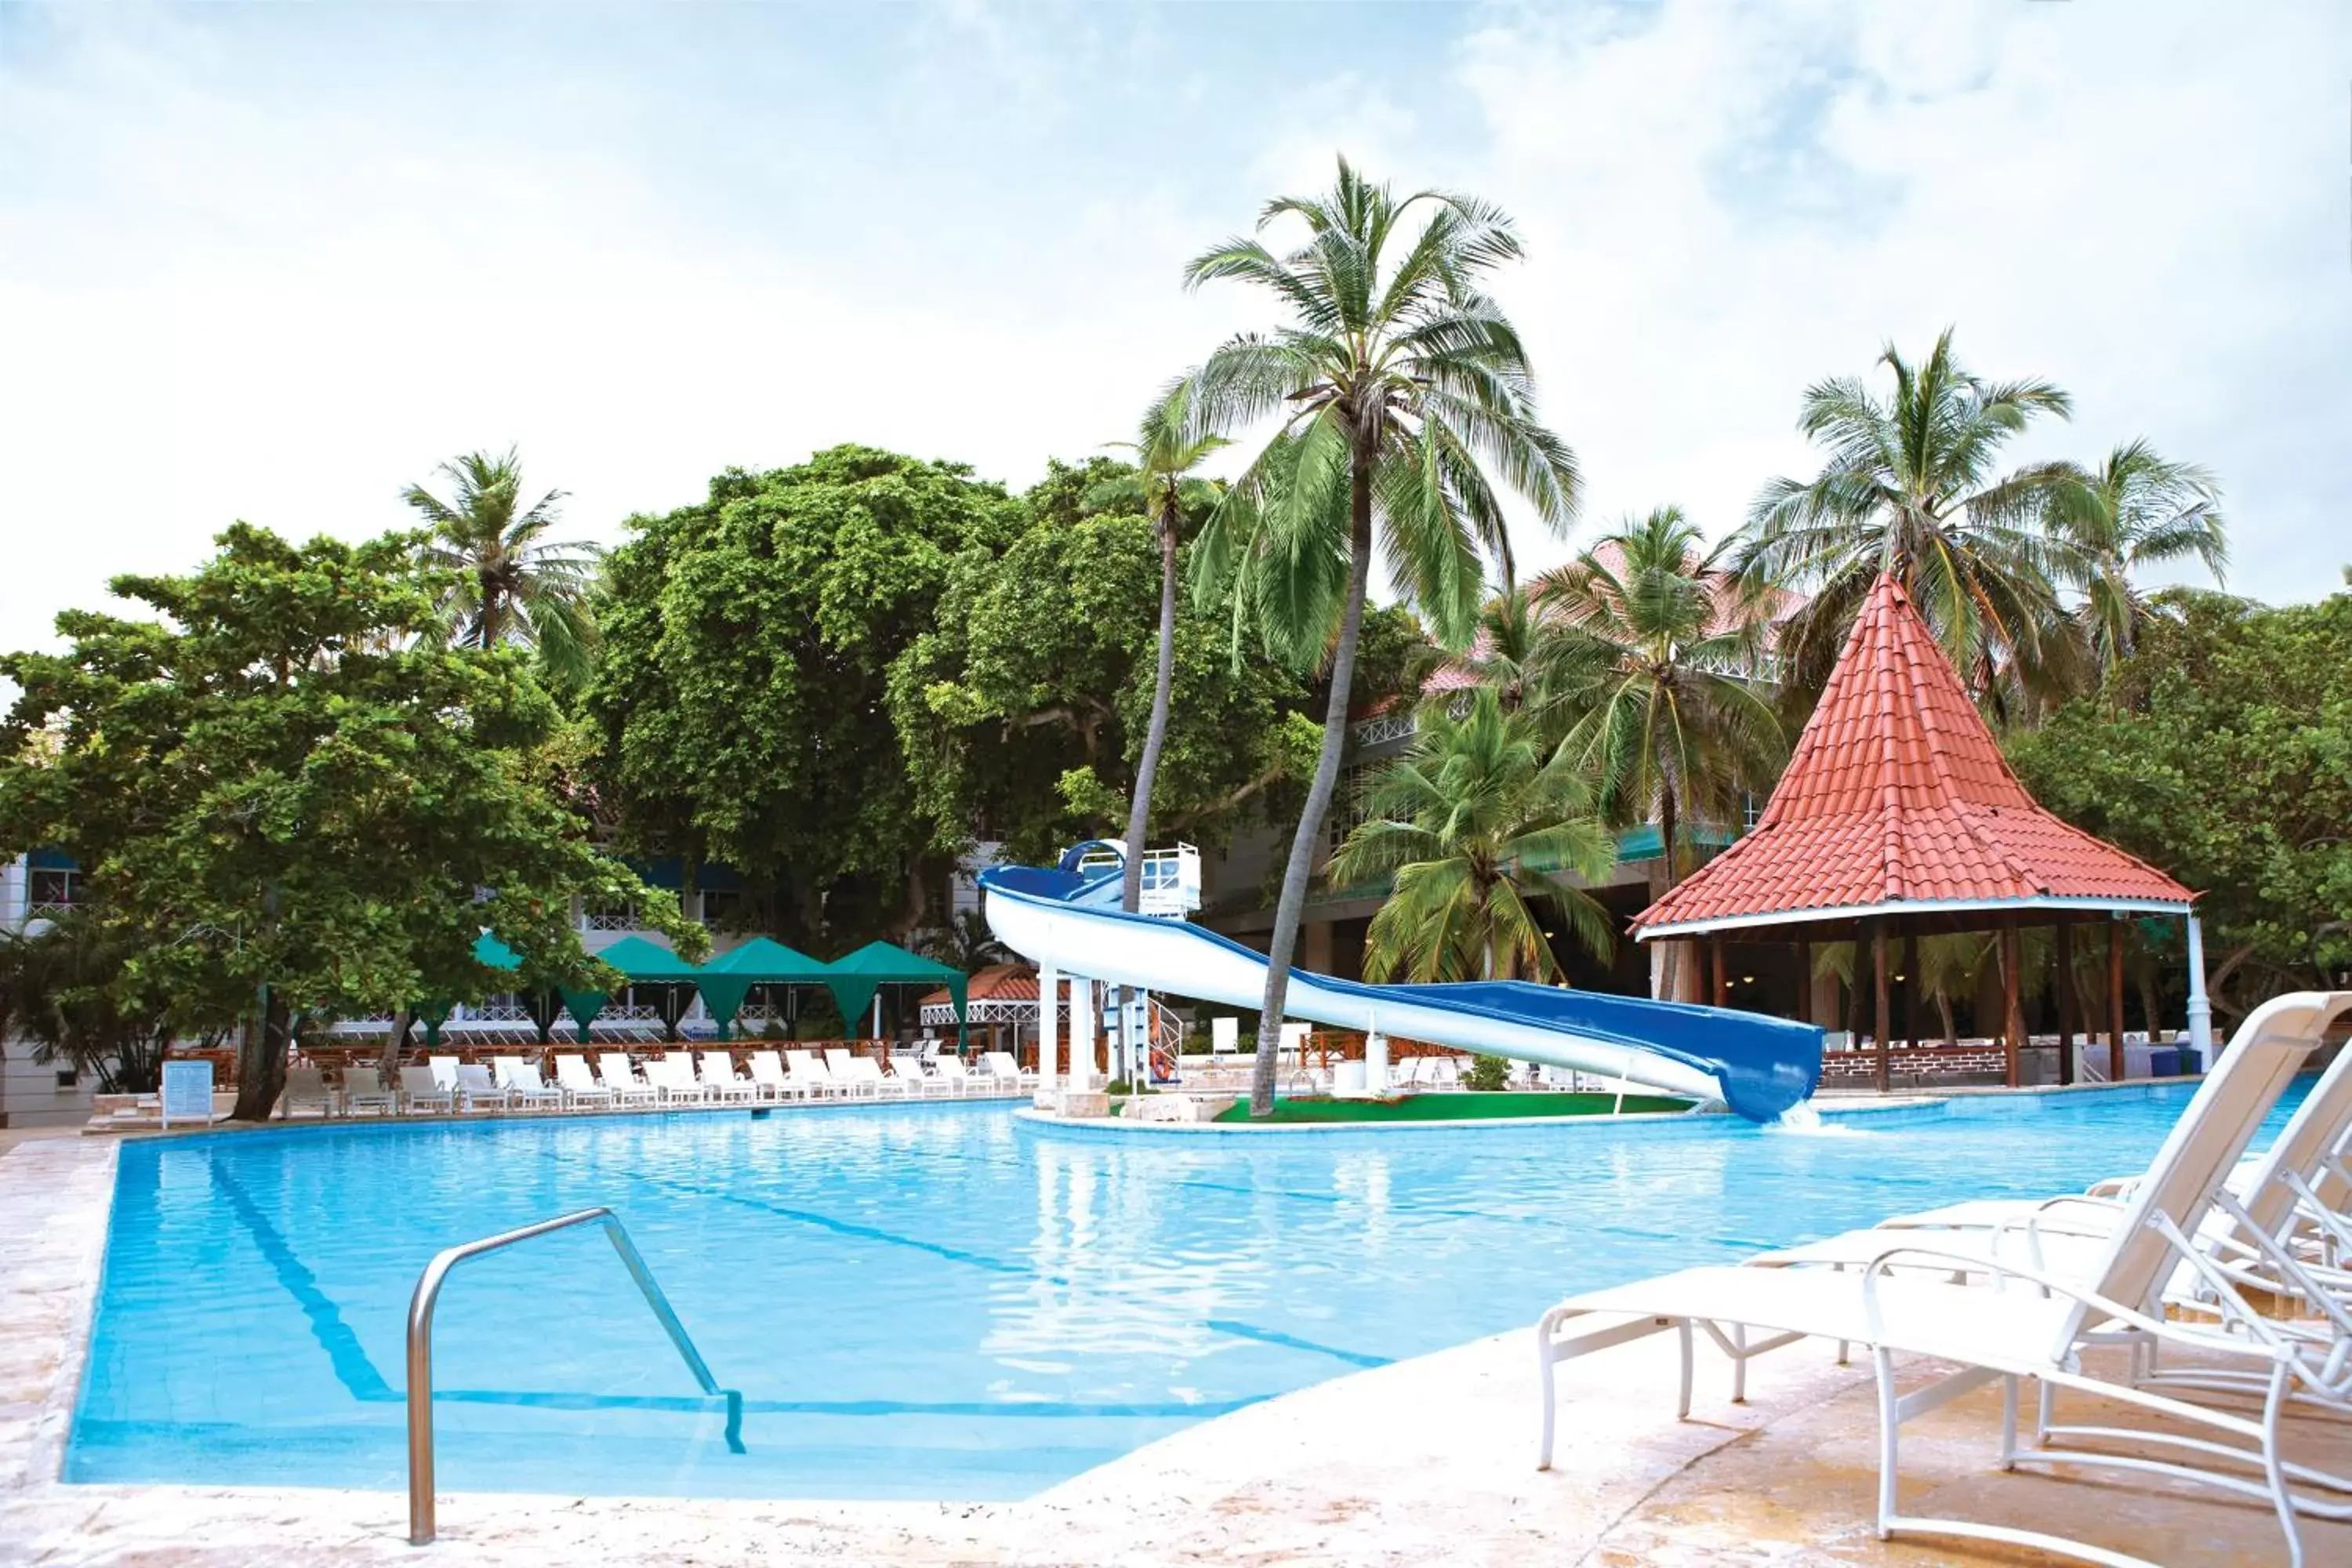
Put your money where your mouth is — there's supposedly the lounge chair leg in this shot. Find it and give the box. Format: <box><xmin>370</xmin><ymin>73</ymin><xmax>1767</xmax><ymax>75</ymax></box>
<box><xmin>2036</xmin><ymin>1377</ymin><xmax>2055</xmax><ymax>1443</ymax></box>
<box><xmin>1535</xmin><ymin>1314</ymin><xmax>1557</xmax><ymax>1470</ymax></box>
<box><xmin>1998</xmin><ymin>1375</ymin><xmax>2019</xmax><ymax>1471</ymax></box>
<box><xmin>2263</xmin><ymin>1362</ymin><xmax>2307</xmax><ymax>1568</ymax></box>
<box><xmin>1676</xmin><ymin>1319</ymin><xmax>1693</xmax><ymax>1420</ymax></box>
<box><xmin>1874</xmin><ymin>1346</ymin><xmax>1900</xmax><ymax>1539</ymax></box>
<box><xmin>1730</xmin><ymin>1322</ymin><xmax>1748</xmax><ymax>1404</ymax></box>
<box><xmin>1835</xmin><ymin>1338</ymin><xmax>1850</xmax><ymax>1367</ymax></box>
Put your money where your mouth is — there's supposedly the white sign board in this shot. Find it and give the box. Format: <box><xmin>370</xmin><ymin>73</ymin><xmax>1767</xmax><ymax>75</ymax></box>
<box><xmin>159</xmin><ymin>1059</ymin><xmax>214</xmax><ymax>1129</ymax></box>
<box><xmin>1210</xmin><ymin>1017</ymin><xmax>1239</xmax><ymax>1054</ymax></box>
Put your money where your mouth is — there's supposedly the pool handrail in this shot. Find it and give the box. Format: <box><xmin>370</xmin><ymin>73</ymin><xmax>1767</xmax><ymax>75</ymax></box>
<box><xmin>405</xmin><ymin>1206</ymin><xmax>743</xmax><ymax>1546</ymax></box>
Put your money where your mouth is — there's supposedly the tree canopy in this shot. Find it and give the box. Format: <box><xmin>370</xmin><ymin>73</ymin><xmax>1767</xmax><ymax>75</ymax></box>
<box><xmin>2007</xmin><ymin>589</ymin><xmax>2352</xmax><ymax>1019</ymax></box>
<box><xmin>889</xmin><ymin>477</ymin><xmax>1323</xmax><ymax>865</ymax></box>
<box><xmin>588</xmin><ymin>445</ymin><xmax>1030</xmax><ymax>946</ymax></box>
<box><xmin>0</xmin><ymin>523</ymin><xmax>698</xmax><ymax>1117</ymax></box>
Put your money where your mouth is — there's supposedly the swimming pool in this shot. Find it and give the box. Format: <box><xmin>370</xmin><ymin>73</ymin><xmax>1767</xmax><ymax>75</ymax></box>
<box><xmin>66</xmin><ymin>1085</ymin><xmax>2301</xmax><ymax>1501</ymax></box>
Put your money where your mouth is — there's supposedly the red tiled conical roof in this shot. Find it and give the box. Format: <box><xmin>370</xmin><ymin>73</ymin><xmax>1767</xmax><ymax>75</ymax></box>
<box><xmin>1632</xmin><ymin>572</ymin><xmax>2193</xmax><ymax>936</ymax></box>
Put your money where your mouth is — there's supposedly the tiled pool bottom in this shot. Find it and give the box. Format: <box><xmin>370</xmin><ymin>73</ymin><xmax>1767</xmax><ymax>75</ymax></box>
<box><xmin>65</xmin><ymin>1084</ymin><xmax>2299</xmax><ymax>1501</ymax></box>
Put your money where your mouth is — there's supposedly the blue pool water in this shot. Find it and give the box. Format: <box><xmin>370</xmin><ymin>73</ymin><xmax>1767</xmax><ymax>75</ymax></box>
<box><xmin>67</xmin><ymin>1085</ymin><xmax>2303</xmax><ymax>1500</ymax></box>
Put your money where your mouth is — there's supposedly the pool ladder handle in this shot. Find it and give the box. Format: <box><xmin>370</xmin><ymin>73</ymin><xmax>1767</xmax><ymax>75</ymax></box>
<box><xmin>405</xmin><ymin>1206</ymin><xmax>744</xmax><ymax>1547</ymax></box>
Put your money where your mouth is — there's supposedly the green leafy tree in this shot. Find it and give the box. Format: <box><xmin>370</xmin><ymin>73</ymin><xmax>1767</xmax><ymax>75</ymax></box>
<box><xmin>1330</xmin><ymin>690</ymin><xmax>1615</xmax><ymax>982</ymax></box>
<box><xmin>1738</xmin><ymin>329</ymin><xmax>2083</xmax><ymax>709</ymax></box>
<box><xmin>0</xmin><ymin>916</ymin><xmax>192</xmax><ymax>1092</ymax></box>
<box><xmin>403</xmin><ymin>448</ymin><xmax>602</xmax><ymax>691</ymax></box>
<box><xmin>2044</xmin><ymin>439</ymin><xmax>2227</xmax><ymax>678</ymax></box>
<box><xmin>1181</xmin><ymin>158</ymin><xmax>1581</xmax><ymax>1115</ymax></box>
<box><xmin>1531</xmin><ymin>506</ymin><xmax>1784</xmax><ymax>1000</ymax></box>
<box><xmin>588</xmin><ymin>447</ymin><xmax>1029</xmax><ymax>946</ymax></box>
<box><xmin>0</xmin><ymin>524</ymin><xmax>700</xmax><ymax>1120</ymax></box>
<box><xmin>2006</xmin><ymin>589</ymin><xmax>2352</xmax><ymax>1019</ymax></box>
<box><xmin>890</xmin><ymin>504</ymin><xmax>1316</xmax><ymax>865</ymax></box>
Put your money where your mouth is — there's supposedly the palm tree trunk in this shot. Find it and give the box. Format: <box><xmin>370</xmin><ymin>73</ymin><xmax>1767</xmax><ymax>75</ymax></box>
<box><xmin>1121</xmin><ymin>515</ymin><xmax>1181</xmax><ymax>914</ymax></box>
<box><xmin>1654</xmin><ymin>789</ymin><xmax>1682</xmax><ymax>1000</ymax></box>
<box><xmin>1250</xmin><ymin>475</ymin><xmax>1375</xmax><ymax>1116</ymax></box>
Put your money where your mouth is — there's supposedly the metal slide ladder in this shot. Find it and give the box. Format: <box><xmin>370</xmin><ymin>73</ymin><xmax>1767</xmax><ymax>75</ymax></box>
<box><xmin>405</xmin><ymin>1207</ymin><xmax>742</xmax><ymax>1545</ymax></box>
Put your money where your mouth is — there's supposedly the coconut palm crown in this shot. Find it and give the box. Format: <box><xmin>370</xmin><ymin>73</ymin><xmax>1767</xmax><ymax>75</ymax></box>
<box><xmin>1737</xmin><ymin>328</ymin><xmax>2084</xmax><ymax>707</ymax></box>
<box><xmin>402</xmin><ymin>447</ymin><xmax>601</xmax><ymax>691</ymax></box>
<box><xmin>2045</xmin><ymin>438</ymin><xmax>2227</xmax><ymax>677</ymax></box>
<box><xmin>1179</xmin><ymin>157</ymin><xmax>1581</xmax><ymax>1114</ymax></box>
<box><xmin>1329</xmin><ymin>688</ymin><xmax>1616</xmax><ymax>984</ymax></box>
<box><xmin>1532</xmin><ymin>504</ymin><xmax>1785</xmax><ymax>887</ymax></box>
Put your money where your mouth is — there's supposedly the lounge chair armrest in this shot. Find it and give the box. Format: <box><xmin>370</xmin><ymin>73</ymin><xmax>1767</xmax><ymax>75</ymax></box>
<box><xmin>1857</xmin><ymin>1242</ymin><xmax>2292</xmax><ymax>1363</ymax></box>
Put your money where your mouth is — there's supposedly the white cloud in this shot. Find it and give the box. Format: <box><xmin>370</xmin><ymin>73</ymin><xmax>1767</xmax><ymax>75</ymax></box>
<box><xmin>1452</xmin><ymin>0</ymin><xmax>2352</xmax><ymax>597</ymax></box>
<box><xmin>1</xmin><ymin>0</ymin><xmax>2343</xmax><ymax>659</ymax></box>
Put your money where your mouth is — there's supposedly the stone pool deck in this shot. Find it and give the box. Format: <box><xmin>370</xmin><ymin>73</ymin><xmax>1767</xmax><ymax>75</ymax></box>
<box><xmin>5</xmin><ymin>1131</ymin><xmax>2343</xmax><ymax>1565</ymax></box>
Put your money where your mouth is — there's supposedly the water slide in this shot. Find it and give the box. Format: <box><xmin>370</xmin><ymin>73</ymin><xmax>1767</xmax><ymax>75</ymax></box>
<box><xmin>978</xmin><ymin>848</ymin><xmax>1823</xmax><ymax>1124</ymax></box>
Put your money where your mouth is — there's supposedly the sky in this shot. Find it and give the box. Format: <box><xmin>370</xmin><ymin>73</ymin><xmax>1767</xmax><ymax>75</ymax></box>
<box><xmin>2</xmin><ymin>0</ymin><xmax>2347</xmax><ymax>653</ymax></box>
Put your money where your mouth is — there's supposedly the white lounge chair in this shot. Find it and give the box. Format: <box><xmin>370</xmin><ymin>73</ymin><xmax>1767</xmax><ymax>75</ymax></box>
<box><xmin>278</xmin><ymin>1065</ymin><xmax>336</xmax><ymax>1119</ymax></box>
<box><xmin>491</xmin><ymin>1057</ymin><xmax>564</xmax><ymax>1112</ymax></box>
<box><xmin>824</xmin><ymin>1047</ymin><xmax>880</xmax><ymax>1098</ymax></box>
<box><xmin>1536</xmin><ymin>991</ymin><xmax>2352</xmax><ymax>1568</ymax></box>
<box><xmin>786</xmin><ymin>1049</ymin><xmax>837</xmax><ymax>1098</ymax></box>
<box><xmin>427</xmin><ymin>1054</ymin><xmax>463</xmax><ymax>1091</ymax></box>
<box><xmin>341</xmin><ymin>1066</ymin><xmax>398</xmax><ymax>1116</ymax></box>
<box><xmin>891</xmin><ymin>1054</ymin><xmax>945</xmax><ymax>1098</ymax></box>
<box><xmin>745</xmin><ymin>1050</ymin><xmax>800</xmax><ymax>1102</ymax></box>
<box><xmin>554</xmin><ymin>1054</ymin><xmax>615</xmax><ymax>1109</ymax></box>
<box><xmin>453</xmin><ymin>1062</ymin><xmax>510</xmax><ymax>1112</ymax></box>
<box><xmin>398</xmin><ymin>1064</ymin><xmax>455</xmax><ymax>1115</ymax></box>
<box><xmin>1755</xmin><ymin>1021</ymin><xmax>2352</xmax><ymax>1330</ymax></box>
<box><xmin>649</xmin><ymin>1051</ymin><xmax>713</xmax><ymax>1105</ymax></box>
<box><xmin>982</xmin><ymin>1051</ymin><xmax>1036</xmax><ymax>1094</ymax></box>
<box><xmin>930</xmin><ymin>1055</ymin><xmax>975</xmax><ymax>1096</ymax></box>
<box><xmin>595</xmin><ymin>1051</ymin><xmax>661</xmax><ymax>1109</ymax></box>
<box><xmin>698</xmin><ymin>1051</ymin><xmax>758</xmax><ymax>1104</ymax></box>
<box><xmin>832</xmin><ymin>1054</ymin><xmax>899</xmax><ymax>1098</ymax></box>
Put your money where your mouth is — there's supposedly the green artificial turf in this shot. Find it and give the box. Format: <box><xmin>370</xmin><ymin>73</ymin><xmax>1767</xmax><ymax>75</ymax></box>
<box><xmin>1210</xmin><ymin>1091</ymin><xmax>1693</xmax><ymax>1124</ymax></box>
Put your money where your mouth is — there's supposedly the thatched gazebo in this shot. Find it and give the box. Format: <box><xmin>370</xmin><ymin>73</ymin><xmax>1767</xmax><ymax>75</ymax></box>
<box><xmin>1632</xmin><ymin>572</ymin><xmax>2208</xmax><ymax>1091</ymax></box>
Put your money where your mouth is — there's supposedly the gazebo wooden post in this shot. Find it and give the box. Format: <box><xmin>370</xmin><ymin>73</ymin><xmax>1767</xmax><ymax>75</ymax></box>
<box><xmin>1794</xmin><ymin>939</ymin><xmax>1812</xmax><ymax>1025</ymax></box>
<box><xmin>2055</xmin><ymin>922</ymin><xmax>2077</xmax><ymax>1087</ymax></box>
<box><xmin>2107</xmin><ymin>921</ymin><xmax>2127</xmax><ymax>1081</ymax></box>
<box><xmin>2001</xmin><ymin>924</ymin><xmax>2024</xmax><ymax>1089</ymax></box>
<box><xmin>1871</xmin><ymin>922</ymin><xmax>1891</xmax><ymax>1094</ymax></box>
<box><xmin>1708</xmin><ymin>935</ymin><xmax>1728</xmax><ymax>1007</ymax></box>
<box><xmin>1900</xmin><ymin>929</ymin><xmax>1918</xmax><ymax>1049</ymax></box>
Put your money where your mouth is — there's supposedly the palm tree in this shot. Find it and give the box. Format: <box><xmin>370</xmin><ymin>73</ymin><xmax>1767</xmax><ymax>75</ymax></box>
<box><xmin>1090</xmin><ymin>385</ymin><xmax>1229</xmax><ymax>914</ymax></box>
<box><xmin>1531</xmin><ymin>507</ymin><xmax>1784</xmax><ymax>970</ymax></box>
<box><xmin>402</xmin><ymin>448</ymin><xmax>601</xmax><ymax>691</ymax></box>
<box><xmin>1181</xmin><ymin>158</ymin><xmax>1581</xmax><ymax>1114</ymax></box>
<box><xmin>1737</xmin><ymin>329</ymin><xmax>2084</xmax><ymax>707</ymax></box>
<box><xmin>2045</xmin><ymin>439</ymin><xmax>2227</xmax><ymax>678</ymax></box>
<box><xmin>1330</xmin><ymin>689</ymin><xmax>1615</xmax><ymax>982</ymax></box>
<box><xmin>1422</xmin><ymin>584</ymin><xmax>1542</xmax><ymax>713</ymax></box>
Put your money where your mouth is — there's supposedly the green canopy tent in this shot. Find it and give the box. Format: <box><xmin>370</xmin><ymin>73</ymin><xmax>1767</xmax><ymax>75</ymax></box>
<box><xmin>473</xmin><ymin>932</ymin><xmax>608</xmax><ymax>1045</ymax></box>
<box><xmin>597</xmin><ymin>935</ymin><xmax>702</xmax><ymax>1041</ymax></box>
<box><xmin>696</xmin><ymin>937</ymin><xmax>830</xmax><ymax>1041</ymax></box>
<box><xmin>825</xmin><ymin>941</ymin><xmax>967</xmax><ymax>1051</ymax></box>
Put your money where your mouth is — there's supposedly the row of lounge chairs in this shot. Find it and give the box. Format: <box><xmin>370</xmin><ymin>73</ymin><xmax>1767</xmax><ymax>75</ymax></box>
<box><xmin>277</xmin><ymin>1047</ymin><xmax>1039</xmax><ymax>1117</ymax></box>
<box><xmin>1537</xmin><ymin>990</ymin><xmax>2352</xmax><ymax>1567</ymax></box>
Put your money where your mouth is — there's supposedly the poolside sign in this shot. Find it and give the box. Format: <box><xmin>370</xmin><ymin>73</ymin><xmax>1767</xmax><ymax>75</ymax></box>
<box><xmin>159</xmin><ymin>1059</ymin><xmax>213</xmax><ymax>1129</ymax></box>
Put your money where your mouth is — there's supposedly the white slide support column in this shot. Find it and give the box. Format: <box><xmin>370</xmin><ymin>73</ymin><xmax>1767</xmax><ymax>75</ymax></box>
<box><xmin>1036</xmin><ymin>958</ymin><xmax>1060</xmax><ymax>1102</ymax></box>
<box><xmin>1069</xmin><ymin>975</ymin><xmax>1095</xmax><ymax>1090</ymax></box>
<box><xmin>2186</xmin><ymin>914</ymin><xmax>2214</xmax><ymax>1067</ymax></box>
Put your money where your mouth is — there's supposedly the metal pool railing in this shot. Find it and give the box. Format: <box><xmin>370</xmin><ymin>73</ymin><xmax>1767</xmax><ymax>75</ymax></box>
<box><xmin>405</xmin><ymin>1207</ymin><xmax>743</xmax><ymax>1546</ymax></box>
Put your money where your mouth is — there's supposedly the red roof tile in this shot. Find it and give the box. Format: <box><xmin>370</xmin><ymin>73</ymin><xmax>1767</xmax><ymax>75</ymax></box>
<box><xmin>918</xmin><ymin>962</ymin><xmax>1034</xmax><ymax>1009</ymax></box>
<box><xmin>1632</xmin><ymin>572</ymin><xmax>2193</xmax><ymax>935</ymax></box>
